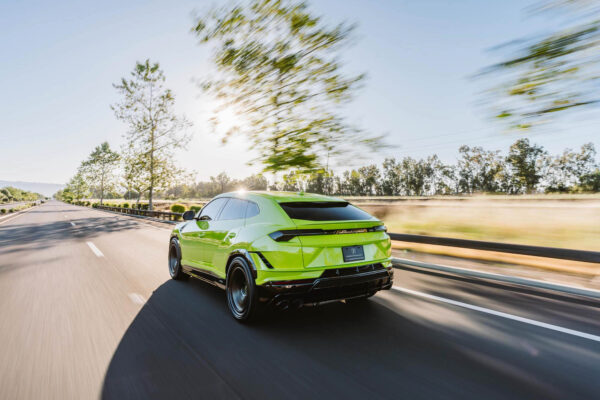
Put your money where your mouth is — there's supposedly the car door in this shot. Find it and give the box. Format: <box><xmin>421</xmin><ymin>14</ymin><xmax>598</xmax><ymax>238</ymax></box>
<box><xmin>202</xmin><ymin>198</ymin><xmax>248</xmax><ymax>278</ymax></box>
<box><xmin>179</xmin><ymin>197</ymin><xmax>228</xmax><ymax>270</ymax></box>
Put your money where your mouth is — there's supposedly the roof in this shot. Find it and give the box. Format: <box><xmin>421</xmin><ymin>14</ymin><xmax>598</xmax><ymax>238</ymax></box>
<box><xmin>217</xmin><ymin>191</ymin><xmax>345</xmax><ymax>203</ymax></box>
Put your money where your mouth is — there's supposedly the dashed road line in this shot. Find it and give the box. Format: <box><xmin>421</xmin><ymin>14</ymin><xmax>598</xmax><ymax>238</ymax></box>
<box><xmin>128</xmin><ymin>293</ymin><xmax>147</xmax><ymax>305</ymax></box>
<box><xmin>70</xmin><ymin>221</ymin><xmax>76</xmax><ymax>227</ymax></box>
<box><xmin>86</xmin><ymin>242</ymin><xmax>104</xmax><ymax>257</ymax></box>
<box><xmin>393</xmin><ymin>286</ymin><xmax>600</xmax><ymax>343</ymax></box>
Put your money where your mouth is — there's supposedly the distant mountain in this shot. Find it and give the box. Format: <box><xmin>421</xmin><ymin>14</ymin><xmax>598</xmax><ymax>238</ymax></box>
<box><xmin>0</xmin><ymin>180</ymin><xmax>65</xmax><ymax>197</ymax></box>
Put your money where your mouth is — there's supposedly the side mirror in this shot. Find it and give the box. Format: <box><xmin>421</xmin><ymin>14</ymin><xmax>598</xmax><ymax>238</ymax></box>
<box><xmin>182</xmin><ymin>210</ymin><xmax>195</xmax><ymax>221</ymax></box>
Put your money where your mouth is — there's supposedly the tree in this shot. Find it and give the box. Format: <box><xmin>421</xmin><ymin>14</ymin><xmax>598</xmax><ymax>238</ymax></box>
<box><xmin>66</xmin><ymin>170</ymin><xmax>89</xmax><ymax>202</ymax></box>
<box><xmin>211</xmin><ymin>172</ymin><xmax>232</xmax><ymax>194</ymax></box>
<box><xmin>112</xmin><ymin>60</ymin><xmax>190</xmax><ymax>210</ymax></box>
<box><xmin>241</xmin><ymin>174</ymin><xmax>268</xmax><ymax>190</ymax></box>
<box><xmin>457</xmin><ymin>146</ymin><xmax>506</xmax><ymax>193</ymax></box>
<box><xmin>193</xmin><ymin>0</ymin><xmax>383</xmax><ymax>173</ymax></box>
<box><xmin>546</xmin><ymin>143</ymin><xmax>597</xmax><ymax>192</ymax></box>
<box><xmin>506</xmin><ymin>138</ymin><xmax>547</xmax><ymax>193</ymax></box>
<box><xmin>483</xmin><ymin>0</ymin><xmax>600</xmax><ymax>129</ymax></box>
<box><xmin>121</xmin><ymin>142</ymin><xmax>150</xmax><ymax>205</ymax></box>
<box><xmin>81</xmin><ymin>142</ymin><xmax>120</xmax><ymax>205</ymax></box>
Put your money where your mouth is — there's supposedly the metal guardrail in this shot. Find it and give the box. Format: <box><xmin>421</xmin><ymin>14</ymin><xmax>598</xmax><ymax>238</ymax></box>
<box><xmin>93</xmin><ymin>205</ymin><xmax>599</xmax><ymax>263</ymax></box>
<box><xmin>388</xmin><ymin>233</ymin><xmax>600</xmax><ymax>264</ymax></box>
<box><xmin>96</xmin><ymin>205</ymin><xmax>183</xmax><ymax>221</ymax></box>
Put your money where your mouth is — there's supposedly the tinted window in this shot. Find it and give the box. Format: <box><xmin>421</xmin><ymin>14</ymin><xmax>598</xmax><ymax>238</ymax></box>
<box><xmin>278</xmin><ymin>202</ymin><xmax>373</xmax><ymax>221</ymax></box>
<box><xmin>198</xmin><ymin>198</ymin><xmax>228</xmax><ymax>220</ymax></box>
<box><xmin>245</xmin><ymin>201</ymin><xmax>260</xmax><ymax>219</ymax></box>
<box><xmin>219</xmin><ymin>198</ymin><xmax>247</xmax><ymax>220</ymax></box>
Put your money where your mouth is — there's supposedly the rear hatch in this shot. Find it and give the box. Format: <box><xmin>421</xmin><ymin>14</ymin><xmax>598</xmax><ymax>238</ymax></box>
<box><xmin>277</xmin><ymin>201</ymin><xmax>390</xmax><ymax>268</ymax></box>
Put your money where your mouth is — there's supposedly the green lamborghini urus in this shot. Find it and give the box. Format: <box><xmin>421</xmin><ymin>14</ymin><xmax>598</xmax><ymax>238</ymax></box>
<box><xmin>168</xmin><ymin>191</ymin><xmax>393</xmax><ymax>321</ymax></box>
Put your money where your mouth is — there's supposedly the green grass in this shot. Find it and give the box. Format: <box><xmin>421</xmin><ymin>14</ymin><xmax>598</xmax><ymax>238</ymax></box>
<box><xmin>359</xmin><ymin>196</ymin><xmax>600</xmax><ymax>251</ymax></box>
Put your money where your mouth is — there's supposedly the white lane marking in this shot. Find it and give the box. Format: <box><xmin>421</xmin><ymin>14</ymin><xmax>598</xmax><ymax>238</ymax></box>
<box><xmin>86</xmin><ymin>242</ymin><xmax>104</xmax><ymax>257</ymax></box>
<box><xmin>128</xmin><ymin>293</ymin><xmax>146</xmax><ymax>305</ymax></box>
<box><xmin>392</xmin><ymin>286</ymin><xmax>600</xmax><ymax>343</ymax></box>
<box><xmin>70</xmin><ymin>221</ymin><xmax>76</xmax><ymax>227</ymax></box>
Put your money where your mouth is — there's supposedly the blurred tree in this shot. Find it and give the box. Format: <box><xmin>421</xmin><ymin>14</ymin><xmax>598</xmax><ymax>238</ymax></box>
<box><xmin>121</xmin><ymin>141</ymin><xmax>150</xmax><ymax>206</ymax></box>
<box><xmin>211</xmin><ymin>172</ymin><xmax>232</xmax><ymax>194</ymax></box>
<box><xmin>578</xmin><ymin>170</ymin><xmax>600</xmax><ymax>192</ymax></box>
<box><xmin>483</xmin><ymin>0</ymin><xmax>600</xmax><ymax>129</ymax></box>
<box><xmin>112</xmin><ymin>60</ymin><xmax>190</xmax><ymax>210</ymax></box>
<box><xmin>381</xmin><ymin>158</ymin><xmax>401</xmax><ymax>195</ymax></box>
<box><xmin>457</xmin><ymin>146</ymin><xmax>506</xmax><ymax>193</ymax></box>
<box><xmin>81</xmin><ymin>142</ymin><xmax>120</xmax><ymax>205</ymax></box>
<box><xmin>506</xmin><ymin>138</ymin><xmax>547</xmax><ymax>193</ymax></box>
<box><xmin>66</xmin><ymin>170</ymin><xmax>89</xmax><ymax>202</ymax></box>
<box><xmin>242</xmin><ymin>174</ymin><xmax>269</xmax><ymax>190</ymax></box>
<box><xmin>193</xmin><ymin>0</ymin><xmax>383</xmax><ymax>173</ymax></box>
<box><xmin>546</xmin><ymin>142</ymin><xmax>597</xmax><ymax>192</ymax></box>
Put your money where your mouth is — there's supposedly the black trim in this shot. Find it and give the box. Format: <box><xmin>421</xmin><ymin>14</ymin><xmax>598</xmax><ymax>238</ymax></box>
<box><xmin>181</xmin><ymin>265</ymin><xmax>226</xmax><ymax>289</ymax></box>
<box><xmin>259</xmin><ymin>264</ymin><xmax>393</xmax><ymax>305</ymax></box>
<box><xmin>249</xmin><ymin>251</ymin><xmax>274</xmax><ymax>269</ymax></box>
<box><xmin>269</xmin><ymin>225</ymin><xmax>386</xmax><ymax>242</ymax></box>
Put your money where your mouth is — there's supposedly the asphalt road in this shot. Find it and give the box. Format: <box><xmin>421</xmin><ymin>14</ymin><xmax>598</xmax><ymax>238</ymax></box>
<box><xmin>1</xmin><ymin>201</ymin><xmax>599</xmax><ymax>400</ymax></box>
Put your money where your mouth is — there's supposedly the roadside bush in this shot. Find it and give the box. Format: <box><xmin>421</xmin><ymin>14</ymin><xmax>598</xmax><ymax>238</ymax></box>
<box><xmin>92</xmin><ymin>203</ymin><xmax>99</xmax><ymax>208</ymax></box>
<box><xmin>9</xmin><ymin>208</ymin><xmax>15</xmax><ymax>213</ymax></box>
<box><xmin>189</xmin><ymin>205</ymin><xmax>202</xmax><ymax>213</ymax></box>
<box><xmin>122</xmin><ymin>203</ymin><xmax>130</xmax><ymax>208</ymax></box>
<box><xmin>170</xmin><ymin>204</ymin><xmax>186</xmax><ymax>213</ymax></box>
<box><xmin>0</xmin><ymin>209</ymin><xmax>6</xmax><ymax>214</ymax></box>
<box><xmin>85</xmin><ymin>201</ymin><xmax>90</xmax><ymax>207</ymax></box>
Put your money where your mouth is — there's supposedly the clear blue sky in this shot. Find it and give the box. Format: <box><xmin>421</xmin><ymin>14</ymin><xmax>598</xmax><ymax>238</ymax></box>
<box><xmin>1</xmin><ymin>0</ymin><xmax>597</xmax><ymax>184</ymax></box>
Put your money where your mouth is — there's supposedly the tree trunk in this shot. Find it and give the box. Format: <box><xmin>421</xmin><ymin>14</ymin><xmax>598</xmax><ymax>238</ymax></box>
<box><xmin>100</xmin><ymin>172</ymin><xmax>105</xmax><ymax>205</ymax></box>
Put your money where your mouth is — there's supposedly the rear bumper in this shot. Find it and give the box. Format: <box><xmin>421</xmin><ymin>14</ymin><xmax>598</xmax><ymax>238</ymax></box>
<box><xmin>258</xmin><ymin>263</ymin><xmax>393</xmax><ymax>306</ymax></box>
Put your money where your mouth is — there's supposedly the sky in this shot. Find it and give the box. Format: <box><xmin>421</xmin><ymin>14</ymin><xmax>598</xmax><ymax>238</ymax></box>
<box><xmin>1</xmin><ymin>0</ymin><xmax>598</xmax><ymax>185</ymax></box>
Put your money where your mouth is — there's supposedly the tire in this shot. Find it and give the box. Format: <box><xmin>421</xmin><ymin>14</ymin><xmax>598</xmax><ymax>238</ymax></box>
<box><xmin>226</xmin><ymin>256</ymin><xmax>260</xmax><ymax>322</ymax></box>
<box><xmin>168</xmin><ymin>238</ymin><xmax>188</xmax><ymax>281</ymax></box>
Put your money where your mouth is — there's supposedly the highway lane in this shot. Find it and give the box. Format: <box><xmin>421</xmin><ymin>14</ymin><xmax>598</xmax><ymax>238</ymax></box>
<box><xmin>0</xmin><ymin>201</ymin><xmax>599</xmax><ymax>399</ymax></box>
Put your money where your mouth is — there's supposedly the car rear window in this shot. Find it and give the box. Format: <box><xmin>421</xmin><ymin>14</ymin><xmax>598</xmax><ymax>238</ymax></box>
<box><xmin>278</xmin><ymin>201</ymin><xmax>373</xmax><ymax>221</ymax></box>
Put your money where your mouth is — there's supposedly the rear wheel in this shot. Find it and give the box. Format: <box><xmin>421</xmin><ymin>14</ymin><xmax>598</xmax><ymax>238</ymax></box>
<box><xmin>168</xmin><ymin>238</ymin><xmax>188</xmax><ymax>281</ymax></box>
<box><xmin>226</xmin><ymin>257</ymin><xmax>260</xmax><ymax>322</ymax></box>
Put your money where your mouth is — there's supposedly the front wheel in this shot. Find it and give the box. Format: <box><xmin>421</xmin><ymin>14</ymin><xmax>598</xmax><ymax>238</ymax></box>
<box><xmin>226</xmin><ymin>257</ymin><xmax>260</xmax><ymax>322</ymax></box>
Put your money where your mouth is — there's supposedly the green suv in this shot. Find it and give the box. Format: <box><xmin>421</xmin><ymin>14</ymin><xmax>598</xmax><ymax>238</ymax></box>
<box><xmin>168</xmin><ymin>191</ymin><xmax>393</xmax><ymax>321</ymax></box>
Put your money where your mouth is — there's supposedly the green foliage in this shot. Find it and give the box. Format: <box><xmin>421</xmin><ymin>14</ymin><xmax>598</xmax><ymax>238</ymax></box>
<box><xmin>189</xmin><ymin>205</ymin><xmax>202</xmax><ymax>213</ymax></box>
<box><xmin>170</xmin><ymin>204</ymin><xmax>186</xmax><ymax>213</ymax></box>
<box><xmin>64</xmin><ymin>171</ymin><xmax>89</xmax><ymax>202</ymax></box>
<box><xmin>483</xmin><ymin>1</ymin><xmax>600</xmax><ymax>129</ymax></box>
<box><xmin>193</xmin><ymin>0</ymin><xmax>383</xmax><ymax>173</ymax></box>
<box><xmin>0</xmin><ymin>209</ymin><xmax>6</xmax><ymax>214</ymax></box>
<box><xmin>8</xmin><ymin>208</ymin><xmax>15</xmax><ymax>213</ymax></box>
<box><xmin>122</xmin><ymin>202</ymin><xmax>130</xmax><ymax>208</ymax></box>
<box><xmin>506</xmin><ymin>138</ymin><xmax>547</xmax><ymax>193</ymax></box>
<box><xmin>81</xmin><ymin>142</ymin><xmax>120</xmax><ymax>205</ymax></box>
<box><xmin>112</xmin><ymin>60</ymin><xmax>191</xmax><ymax>210</ymax></box>
<box><xmin>576</xmin><ymin>170</ymin><xmax>600</xmax><ymax>192</ymax></box>
<box><xmin>0</xmin><ymin>187</ymin><xmax>42</xmax><ymax>203</ymax></box>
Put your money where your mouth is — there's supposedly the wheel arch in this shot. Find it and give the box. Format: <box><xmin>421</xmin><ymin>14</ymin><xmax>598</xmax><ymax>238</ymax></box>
<box><xmin>226</xmin><ymin>249</ymin><xmax>258</xmax><ymax>279</ymax></box>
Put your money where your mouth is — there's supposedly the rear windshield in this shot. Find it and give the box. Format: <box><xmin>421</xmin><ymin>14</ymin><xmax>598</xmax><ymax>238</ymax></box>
<box><xmin>278</xmin><ymin>201</ymin><xmax>373</xmax><ymax>221</ymax></box>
